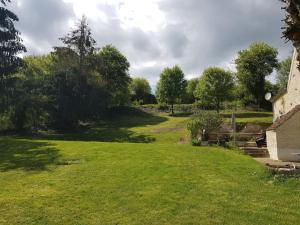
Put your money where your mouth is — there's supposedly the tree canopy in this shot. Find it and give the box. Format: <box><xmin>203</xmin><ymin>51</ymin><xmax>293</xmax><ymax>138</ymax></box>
<box><xmin>130</xmin><ymin>77</ymin><xmax>151</xmax><ymax>105</ymax></box>
<box><xmin>276</xmin><ymin>56</ymin><xmax>292</xmax><ymax>89</ymax></box>
<box><xmin>0</xmin><ymin>0</ymin><xmax>26</xmax><ymax>111</ymax></box>
<box><xmin>282</xmin><ymin>0</ymin><xmax>300</xmax><ymax>60</ymax></box>
<box><xmin>96</xmin><ymin>45</ymin><xmax>131</xmax><ymax>106</ymax></box>
<box><xmin>195</xmin><ymin>67</ymin><xmax>234</xmax><ymax>112</ymax></box>
<box><xmin>184</xmin><ymin>78</ymin><xmax>198</xmax><ymax>104</ymax></box>
<box><xmin>235</xmin><ymin>42</ymin><xmax>278</xmax><ymax>108</ymax></box>
<box><xmin>156</xmin><ymin>65</ymin><xmax>187</xmax><ymax>115</ymax></box>
<box><xmin>0</xmin><ymin>14</ymin><xmax>133</xmax><ymax>131</ymax></box>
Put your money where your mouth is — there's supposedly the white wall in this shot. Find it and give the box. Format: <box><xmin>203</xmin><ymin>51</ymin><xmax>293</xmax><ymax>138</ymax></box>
<box><xmin>273</xmin><ymin>49</ymin><xmax>300</xmax><ymax>121</ymax></box>
<box><xmin>266</xmin><ymin>130</ymin><xmax>278</xmax><ymax>160</ymax></box>
<box><xmin>275</xmin><ymin>111</ymin><xmax>300</xmax><ymax>161</ymax></box>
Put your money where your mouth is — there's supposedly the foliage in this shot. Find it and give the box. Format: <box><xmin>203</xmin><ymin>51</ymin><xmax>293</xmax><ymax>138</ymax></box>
<box><xmin>96</xmin><ymin>45</ymin><xmax>131</xmax><ymax>106</ymax></box>
<box><xmin>156</xmin><ymin>65</ymin><xmax>187</xmax><ymax>115</ymax></box>
<box><xmin>183</xmin><ymin>78</ymin><xmax>198</xmax><ymax>104</ymax></box>
<box><xmin>276</xmin><ymin>56</ymin><xmax>292</xmax><ymax>89</ymax></box>
<box><xmin>5</xmin><ymin>55</ymin><xmax>54</xmax><ymax>131</ymax></box>
<box><xmin>0</xmin><ymin>0</ymin><xmax>26</xmax><ymax>112</ymax></box>
<box><xmin>281</xmin><ymin>0</ymin><xmax>300</xmax><ymax>62</ymax></box>
<box><xmin>0</xmin><ymin>112</ymin><xmax>13</xmax><ymax>131</ymax></box>
<box><xmin>187</xmin><ymin>111</ymin><xmax>223</xmax><ymax>142</ymax></box>
<box><xmin>1</xmin><ymin>15</ymin><xmax>133</xmax><ymax>131</ymax></box>
<box><xmin>46</xmin><ymin>19</ymin><xmax>131</xmax><ymax>129</ymax></box>
<box><xmin>58</xmin><ymin>15</ymin><xmax>96</xmax><ymax>63</ymax></box>
<box><xmin>48</xmin><ymin>17</ymin><xmax>102</xmax><ymax>129</ymax></box>
<box><xmin>235</xmin><ymin>42</ymin><xmax>278</xmax><ymax>108</ymax></box>
<box><xmin>130</xmin><ymin>77</ymin><xmax>152</xmax><ymax>105</ymax></box>
<box><xmin>265</xmin><ymin>81</ymin><xmax>280</xmax><ymax>97</ymax></box>
<box><xmin>195</xmin><ymin>67</ymin><xmax>234</xmax><ymax>112</ymax></box>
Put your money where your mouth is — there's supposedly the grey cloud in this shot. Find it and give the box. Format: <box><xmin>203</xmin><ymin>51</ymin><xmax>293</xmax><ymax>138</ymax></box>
<box><xmin>9</xmin><ymin>0</ymin><xmax>74</xmax><ymax>54</ymax></box>
<box><xmin>6</xmin><ymin>0</ymin><xmax>293</xmax><ymax>85</ymax></box>
<box><xmin>158</xmin><ymin>0</ymin><xmax>293</xmax><ymax>78</ymax></box>
<box><xmin>90</xmin><ymin>3</ymin><xmax>162</xmax><ymax>79</ymax></box>
<box><xmin>160</xmin><ymin>24</ymin><xmax>189</xmax><ymax>58</ymax></box>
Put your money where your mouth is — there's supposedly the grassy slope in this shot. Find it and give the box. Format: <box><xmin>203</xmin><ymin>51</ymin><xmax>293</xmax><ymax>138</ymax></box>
<box><xmin>222</xmin><ymin>111</ymin><xmax>273</xmax><ymax>123</ymax></box>
<box><xmin>1</xmin><ymin>111</ymin><xmax>299</xmax><ymax>225</ymax></box>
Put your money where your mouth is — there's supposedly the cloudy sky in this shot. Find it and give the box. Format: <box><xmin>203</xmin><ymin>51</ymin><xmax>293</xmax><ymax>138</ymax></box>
<box><xmin>8</xmin><ymin>0</ymin><xmax>293</xmax><ymax>87</ymax></box>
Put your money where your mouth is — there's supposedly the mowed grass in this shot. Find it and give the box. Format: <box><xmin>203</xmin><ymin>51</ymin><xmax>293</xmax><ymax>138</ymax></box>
<box><xmin>1</xmin><ymin>110</ymin><xmax>300</xmax><ymax>225</ymax></box>
<box><xmin>222</xmin><ymin>111</ymin><xmax>273</xmax><ymax>123</ymax></box>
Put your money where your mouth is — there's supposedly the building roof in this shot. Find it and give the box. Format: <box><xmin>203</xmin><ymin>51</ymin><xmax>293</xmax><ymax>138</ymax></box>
<box><xmin>271</xmin><ymin>88</ymin><xmax>287</xmax><ymax>103</ymax></box>
<box><xmin>267</xmin><ymin>105</ymin><xmax>300</xmax><ymax>131</ymax></box>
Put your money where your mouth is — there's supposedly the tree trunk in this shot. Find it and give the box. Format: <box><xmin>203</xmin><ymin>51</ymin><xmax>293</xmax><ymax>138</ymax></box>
<box><xmin>171</xmin><ymin>103</ymin><xmax>174</xmax><ymax>116</ymax></box>
<box><xmin>216</xmin><ymin>101</ymin><xmax>220</xmax><ymax>113</ymax></box>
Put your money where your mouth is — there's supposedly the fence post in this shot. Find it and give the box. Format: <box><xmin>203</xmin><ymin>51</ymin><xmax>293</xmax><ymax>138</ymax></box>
<box><xmin>231</xmin><ymin>112</ymin><xmax>236</xmax><ymax>146</ymax></box>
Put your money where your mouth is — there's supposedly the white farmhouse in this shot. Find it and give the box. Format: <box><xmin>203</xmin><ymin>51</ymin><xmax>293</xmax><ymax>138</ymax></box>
<box><xmin>267</xmin><ymin>49</ymin><xmax>300</xmax><ymax>161</ymax></box>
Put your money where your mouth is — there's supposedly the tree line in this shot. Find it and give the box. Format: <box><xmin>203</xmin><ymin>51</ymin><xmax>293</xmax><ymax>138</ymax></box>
<box><xmin>156</xmin><ymin>42</ymin><xmax>291</xmax><ymax>114</ymax></box>
<box><xmin>0</xmin><ymin>0</ymin><xmax>294</xmax><ymax>131</ymax></box>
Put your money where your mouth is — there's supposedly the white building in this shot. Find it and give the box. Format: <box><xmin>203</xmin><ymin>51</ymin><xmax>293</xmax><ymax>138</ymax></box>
<box><xmin>267</xmin><ymin>49</ymin><xmax>300</xmax><ymax>161</ymax></box>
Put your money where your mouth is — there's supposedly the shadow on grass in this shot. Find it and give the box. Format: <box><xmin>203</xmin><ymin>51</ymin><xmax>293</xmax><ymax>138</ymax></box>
<box><xmin>104</xmin><ymin>108</ymin><xmax>168</xmax><ymax>128</ymax></box>
<box><xmin>0</xmin><ymin>138</ymin><xmax>60</xmax><ymax>172</ymax></box>
<box><xmin>35</xmin><ymin>128</ymin><xmax>156</xmax><ymax>143</ymax></box>
<box><xmin>23</xmin><ymin>110</ymin><xmax>167</xmax><ymax>143</ymax></box>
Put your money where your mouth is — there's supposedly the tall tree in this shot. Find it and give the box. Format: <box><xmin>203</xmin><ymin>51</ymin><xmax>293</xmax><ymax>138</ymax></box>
<box><xmin>235</xmin><ymin>42</ymin><xmax>278</xmax><ymax>108</ymax></box>
<box><xmin>195</xmin><ymin>67</ymin><xmax>234</xmax><ymax>112</ymax></box>
<box><xmin>0</xmin><ymin>0</ymin><xmax>26</xmax><ymax>110</ymax></box>
<box><xmin>50</xmin><ymin>16</ymin><xmax>102</xmax><ymax>128</ymax></box>
<box><xmin>156</xmin><ymin>65</ymin><xmax>187</xmax><ymax>115</ymax></box>
<box><xmin>57</xmin><ymin>15</ymin><xmax>96</xmax><ymax>73</ymax></box>
<box><xmin>184</xmin><ymin>78</ymin><xmax>198</xmax><ymax>104</ymax></box>
<box><xmin>276</xmin><ymin>56</ymin><xmax>292</xmax><ymax>89</ymax></box>
<box><xmin>281</xmin><ymin>0</ymin><xmax>300</xmax><ymax>63</ymax></box>
<box><xmin>130</xmin><ymin>77</ymin><xmax>151</xmax><ymax>104</ymax></box>
<box><xmin>96</xmin><ymin>45</ymin><xmax>131</xmax><ymax>106</ymax></box>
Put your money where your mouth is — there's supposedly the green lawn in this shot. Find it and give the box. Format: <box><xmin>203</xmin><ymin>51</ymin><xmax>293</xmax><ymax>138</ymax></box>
<box><xmin>222</xmin><ymin>111</ymin><xmax>273</xmax><ymax>123</ymax></box>
<box><xmin>1</xmin><ymin>111</ymin><xmax>300</xmax><ymax>225</ymax></box>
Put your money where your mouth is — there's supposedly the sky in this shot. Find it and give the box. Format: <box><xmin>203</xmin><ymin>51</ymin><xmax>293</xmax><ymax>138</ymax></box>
<box><xmin>8</xmin><ymin>0</ymin><xmax>293</xmax><ymax>89</ymax></box>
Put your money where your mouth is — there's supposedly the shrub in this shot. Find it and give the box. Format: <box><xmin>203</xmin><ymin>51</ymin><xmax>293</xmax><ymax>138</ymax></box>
<box><xmin>191</xmin><ymin>138</ymin><xmax>201</xmax><ymax>146</ymax></box>
<box><xmin>157</xmin><ymin>103</ymin><xmax>169</xmax><ymax>111</ymax></box>
<box><xmin>0</xmin><ymin>112</ymin><xmax>13</xmax><ymax>132</ymax></box>
<box><xmin>187</xmin><ymin>111</ymin><xmax>223</xmax><ymax>143</ymax></box>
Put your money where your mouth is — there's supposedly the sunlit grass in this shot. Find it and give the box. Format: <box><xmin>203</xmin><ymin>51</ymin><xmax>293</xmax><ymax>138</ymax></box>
<box><xmin>2</xmin><ymin>110</ymin><xmax>297</xmax><ymax>225</ymax></box>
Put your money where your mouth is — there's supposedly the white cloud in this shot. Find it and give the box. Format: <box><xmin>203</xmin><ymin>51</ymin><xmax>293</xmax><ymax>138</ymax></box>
<box><xmin>63</xmin><ymin>0</ymin><xmax>165</xmax><ymax>32</ymax></box>
<box><xmin>8</xmin><ymin>0</ymin><xmax>293</xmax><ymax>88</ymax></box>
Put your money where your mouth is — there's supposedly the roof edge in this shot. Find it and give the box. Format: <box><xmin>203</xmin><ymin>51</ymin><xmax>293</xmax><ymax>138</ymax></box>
<box><xmin>267</xmin><ymin>105</ymin><xmax>300</xmax><ymax>131</ymax></box>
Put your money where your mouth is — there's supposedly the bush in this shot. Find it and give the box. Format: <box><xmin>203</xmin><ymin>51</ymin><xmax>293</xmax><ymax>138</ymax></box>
<box><xmin>191</xmin><ymin>138</ymin><xmax>201</xmax><ymax>146</ymax></box>
<box><xmin>157</xmin><ymin>103</ymin><xmax>169</xmax><ymax>111</ymax></box>
<box><xmin>187</xmin><ymin>111</ymin><xmax>223</xmax><ymax>143</ymax></box>
<box><xmin>0</xmin><ymin>112</ymin><xmax>13</xmax><ymax>132</ymax></box>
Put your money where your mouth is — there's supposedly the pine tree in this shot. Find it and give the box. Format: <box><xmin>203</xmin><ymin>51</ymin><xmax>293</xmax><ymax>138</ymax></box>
<box><xmin>57</xmin><ymin>15</ymin><xmax>96</xmax><ymax>71</ymax></box>
<box><xmin>0</xmin><ymin>0</ymin><xmax>26</xmax><ymax>109</ymax></box>
<box><xmin>0</xmin><ymin>0</ymin><xmax>26</xmax><ymax>77</ymax></box>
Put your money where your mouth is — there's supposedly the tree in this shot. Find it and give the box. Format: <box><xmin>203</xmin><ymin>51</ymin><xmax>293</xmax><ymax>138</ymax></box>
<box><xmin>0</xmin><ymin>0</ymin><xmax>26</xmax><ymax>110</ymax></box>
<box><xmin>276</xmin><ymin>56</ymin><xmax>292</xmax><ymax>89</ymax></box>
<box><xmin>130</xmin><ymin>77</ymin><xmax>151</xmax><ymax>104</ymax></box>
<box><xmin>184</xmin><ymin>78</ymin><xmax>198</xmax><ymax>104</ymax></box>
<box><xmin>50</xmin><ymin>16</ymin><xmax>95</xmax><ymax>128</ymax></box>
<box><xmin>57</xmin><ymin>15</ymin><xmax>96</xmax><ymax>73</ymax></box>
<box><xmin>187</xmin><ymin>111</ymin><xmax>223</xmax><ymax>144</ymax></box>
<box><xmin>195</xmin><ymin>67</ymin><xmax>234</xmax><ymax>112</ymax></box>
<box><xmin>96</xmin><ymin>45</ymin><xmax>131</xmax><ymax>106</ymax></box>
<box><xmin>235</xmin><ymin>42</ymin><xmax>278</xmax><ymax>108</ymax></box>
<box><xmin>9</xmin><ymin>55</ymin><xmax>55</xmax><ymax>130</ymax></box>
<box><xmin>156</xmin><ymin>65</ymin><xmax>187</xmax><ymax>115</ymax></box>
<box><xmin>281</xmin><ymin>0</ymin><xmax>300</xmax><ymax>63</ymax></box>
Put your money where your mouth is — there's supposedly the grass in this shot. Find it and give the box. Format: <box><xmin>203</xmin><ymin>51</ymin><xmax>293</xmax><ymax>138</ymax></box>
<box><xmin>1</xmin><ymin>110</ymin><xmax>300</xmax><ymax>225</ymax></box>
<box><xmin>222</xmin><ymin>111</ymin><xmax>273</xmax><ymax>123</ymax></box>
